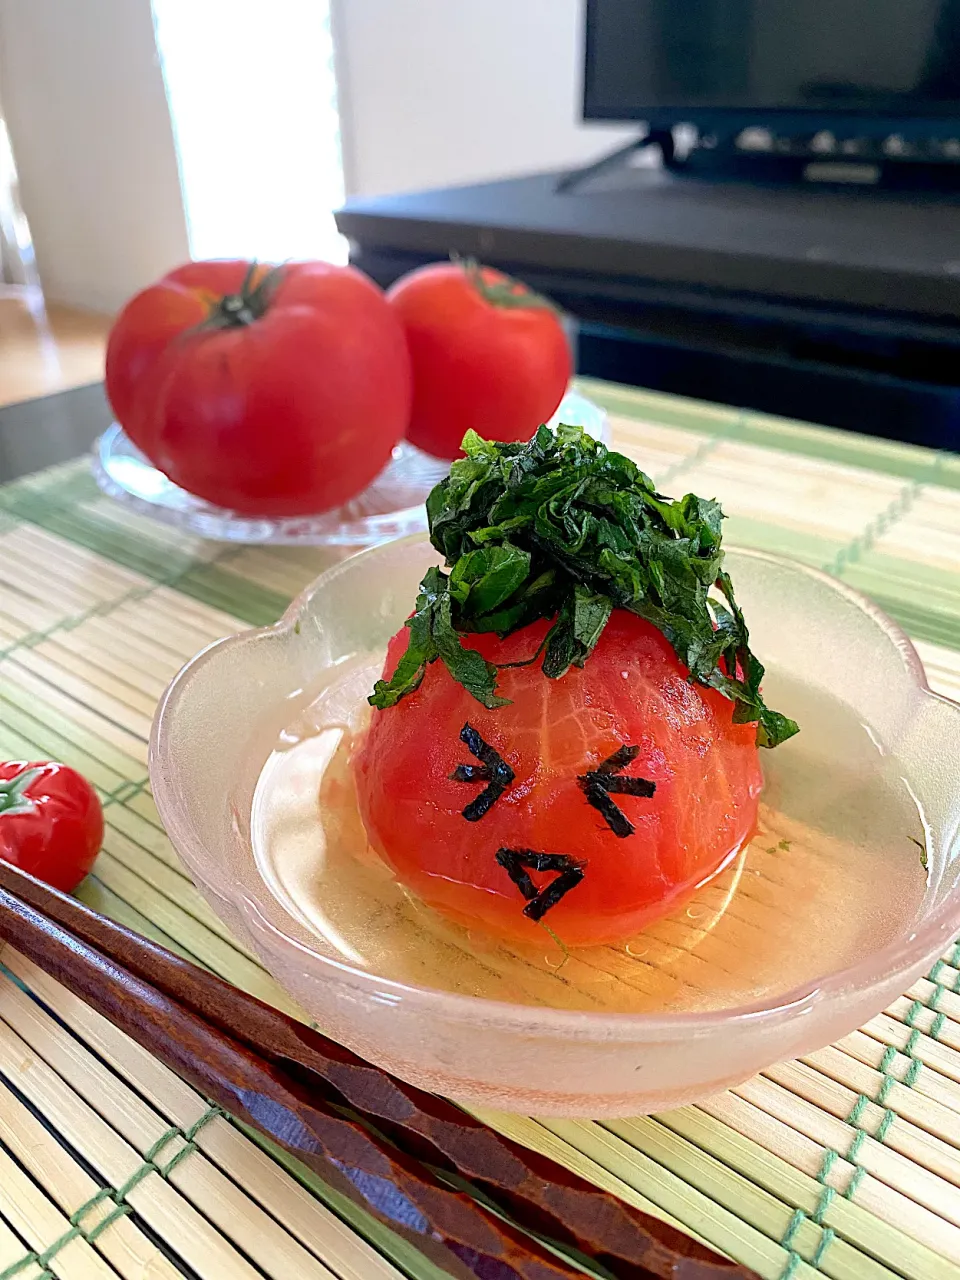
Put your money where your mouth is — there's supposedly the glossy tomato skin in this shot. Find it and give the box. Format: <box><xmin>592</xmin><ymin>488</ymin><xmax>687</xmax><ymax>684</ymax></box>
<box><xmin>0</xmin><ymin>762</ymin><xmax>103</xmax><ymax>893</ymax></box>
<box><xmin>354</xmin><ymin>613</ymin><xmax>762</xmax><ymax>947</ymax></box>
<box><xmin>106</xmin><ymin>260</ymin><xmax>412</xmax><ymax>517</ymax></box>
<box><xmin>387</xmin><ymin>262</ymin><xmax>571</xmax><ymax>460</ymax></box>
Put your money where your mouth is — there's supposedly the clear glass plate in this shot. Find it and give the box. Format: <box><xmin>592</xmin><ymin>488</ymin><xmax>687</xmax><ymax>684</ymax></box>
<box><xmin>91</xmin><ymin>390</ymin><xmax>608</xmax><ymax>547</ymax></box>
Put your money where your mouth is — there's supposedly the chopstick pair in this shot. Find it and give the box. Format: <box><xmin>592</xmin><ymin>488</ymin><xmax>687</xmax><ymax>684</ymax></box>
<box><xmin>0</xmin><ymin>860</ymin><xmax>756</xmax><ymax>1280</ymax></box>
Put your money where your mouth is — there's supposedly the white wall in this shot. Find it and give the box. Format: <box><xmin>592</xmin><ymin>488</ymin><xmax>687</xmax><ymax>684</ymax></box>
<box><xmin>154</xmin><ymin>0</ymin><xmax>346</xmax><ymax>265</ymax></box>
<box><xmin>332</xmin><ymin>0</ymin><xmax>636</xmax><ymax>198</ymax></box>
<box><xmin>0</xmin><ymin>0</ymin><xmax>632</xmax><ymax>307</ymax></box>
<box><xmin>0</xmin><ymin>0</ymin><xmax>189</xmax><ymax>312</ymax></box>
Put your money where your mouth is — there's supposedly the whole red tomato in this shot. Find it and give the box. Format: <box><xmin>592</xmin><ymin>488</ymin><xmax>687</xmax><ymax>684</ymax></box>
<box><xmin>355</xmin><ymin>613</ymin><xmax>760</xmax><ymax>947</ymax></box>
<box><xmin>0</xmin><ymin>762</ymin><xmax>103</xmax><ymax>893</ymax></box>
<box><xmin>387</xmin><ymin>261</ymin><xmax>571</xmax><ymax>460</ymax></box>
<box><xmin>106</xmin><ymin>260</ymin><xmax>412</xmax><ymax>516</ymax></box>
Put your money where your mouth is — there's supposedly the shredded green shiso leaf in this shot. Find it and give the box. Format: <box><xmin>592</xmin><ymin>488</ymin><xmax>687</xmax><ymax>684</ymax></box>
<box><xmin>369</xmin><ymin>424</ymin><xmax>798</xmax><ymax>749</ymax></box>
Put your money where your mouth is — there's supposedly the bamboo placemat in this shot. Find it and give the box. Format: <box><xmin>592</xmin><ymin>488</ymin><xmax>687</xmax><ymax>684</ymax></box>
<box><xmin>0</xmin><ymin>377</ymin><xmax>958</xmax><ymax>1280</ymax></box>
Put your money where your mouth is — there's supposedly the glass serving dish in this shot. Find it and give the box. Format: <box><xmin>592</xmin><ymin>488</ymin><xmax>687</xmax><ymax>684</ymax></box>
<box><xmin>91</xmin><ymin>390</ymin><xmax>608</xmax><ymax>547</ymax></box>
<box><xmin>150</xmin><ymin>535</ymin><xmax>960</xmax><ymax>1116</ymax></box>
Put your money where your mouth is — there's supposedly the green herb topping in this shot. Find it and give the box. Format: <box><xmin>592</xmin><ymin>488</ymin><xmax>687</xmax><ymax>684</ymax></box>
<box><xmin>369</xmin><ymin>424</ymin><xmax>798</xmax><ymax>749</ymax></box>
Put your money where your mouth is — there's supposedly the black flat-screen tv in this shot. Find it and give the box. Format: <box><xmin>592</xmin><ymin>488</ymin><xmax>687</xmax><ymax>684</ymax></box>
<box><xmin>584</xmin><ymin>0</ymin><xmax>960</xmax><ymax>130</ymax></box>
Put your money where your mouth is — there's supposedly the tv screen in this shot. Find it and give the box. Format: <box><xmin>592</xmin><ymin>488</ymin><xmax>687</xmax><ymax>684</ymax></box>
<box><xmin>585</xmin><ymin>0</ymin><xmax>960</xmax><ymax>120</ymax></box>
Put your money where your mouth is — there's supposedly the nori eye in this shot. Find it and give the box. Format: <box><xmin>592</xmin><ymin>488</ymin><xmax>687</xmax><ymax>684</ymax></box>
<box><xmin>450</xmin><ymin>722</ymin><xmax>516</xmax><ymax>821</ymax></box>
<box><xmin>578</xmin><ymin>745</ymin><xmax>656</xmax><ymax>838</ymax></box>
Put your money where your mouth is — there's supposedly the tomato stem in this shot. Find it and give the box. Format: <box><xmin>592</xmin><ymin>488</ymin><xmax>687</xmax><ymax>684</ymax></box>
<box><xmin>454</xmin><ymin>254</ymin><xmax>559</xmax><ymax>314</ymax></box>
<box><xmin>201</xmin><ymin>262</ymin><xmax>287</xmax><ymax>332</ymax></box>
<box><xmin>0</xmin><ymin>766</ymin><xmax>41</xmax><ymax>816</ymax></box>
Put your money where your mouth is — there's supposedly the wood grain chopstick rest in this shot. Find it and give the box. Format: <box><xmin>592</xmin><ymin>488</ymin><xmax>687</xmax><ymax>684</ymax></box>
<box><xmin>0</xmin><ymin>862</ymin><xmax>758</xmax><ymax>1280</ymax></box>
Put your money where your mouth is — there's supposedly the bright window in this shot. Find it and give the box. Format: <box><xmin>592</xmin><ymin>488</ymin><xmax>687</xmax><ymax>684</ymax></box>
<box><xmin>152</xmin><ymin>0</ymin><xmax>346</xmax><ymax>264</ymax></box>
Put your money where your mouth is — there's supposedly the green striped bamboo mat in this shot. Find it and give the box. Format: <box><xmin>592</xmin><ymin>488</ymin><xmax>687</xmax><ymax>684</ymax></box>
<box><xmin>0</xmin><ymin>376</ymin><xmax>958</xmax><ymax>1280</ymax></box>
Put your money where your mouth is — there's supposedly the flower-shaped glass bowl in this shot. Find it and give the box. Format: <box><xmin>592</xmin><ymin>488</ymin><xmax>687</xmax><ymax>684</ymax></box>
<box><xmin>150</xmin><ymin>536</ymin><xmax>960</xmax><ymax>1116</ymax></box>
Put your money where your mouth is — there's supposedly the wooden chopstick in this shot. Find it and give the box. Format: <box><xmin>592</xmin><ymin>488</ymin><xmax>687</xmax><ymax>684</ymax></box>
<box><xmin>0</xmin><ymin>878</ymin><xmax>582</xmax><ymax>1280</ymax></box>
<box><xmin>0</xmin><ymin>861</ymin><xmax>758</xmax><ymax>1280</ymax></box>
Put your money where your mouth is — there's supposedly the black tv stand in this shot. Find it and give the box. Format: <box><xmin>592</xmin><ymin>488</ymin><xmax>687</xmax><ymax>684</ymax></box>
<box><xmin>336</xmin><ymin>167</ymin><xmax>960</xmax><ymax>451</ymax></box>
<box><xmin>558</xmin><ymin>124</ymin><xmax>960</xmax><ymax>194</ymax></box>
<box><xmin>557</xmin><ymin>129</ymin><xmax>676</xmax><ymax>193</ymax></box>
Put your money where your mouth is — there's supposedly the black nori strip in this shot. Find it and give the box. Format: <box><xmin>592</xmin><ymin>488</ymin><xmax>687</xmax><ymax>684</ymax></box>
<box><xmin>581</xmin><ymin>773</ymin><xmax>656</xmax><ymax>798</ymax></box>
<box><xmin>462</xmin><ymin>787</ymin><xmax>505</xmax><ymax>823</ymax></box>
<box><xmin>515</xmin><ymin>851</ymin><xmax>576</xmax><ymax>873</ymax></box>
<box><xmin>460</xmin><ymin>723</ymin><xmax>508</xmax><ymax>772</ymax></box>
<box><xmin>580</xmin><ymin>781</ymin><xmax>635</xmax><ymax>838</ymax></box>
<box><xmin>449</xmin><ymin>764</ymin><xmax>491</xmax><ymax>783</ymax></box>
<box><xmin>495</xmin><ymin>847</ymin><xmax>587</xmax><ymax>921</ymax></box>
<box><xmin>577</xmin><ymin>744</ymin><xmax>656</xmax><ymax>837</ymax></box>
<box><xmin>596</xmin><ymin>745</ymin><xmax>641</xmax><ymax>773</ymax></box>
<box><xmin>453</xmin><ymin>723</ymin><xmax>515</xmax><ymax>822</ymax></box>
<box><xmin>524</xmin><ymin>865</ymin><xmax>586</xmax><ymax>923</ymax></box>
<box><xmin>495</xmin><ymin>848</ymin><xmax>538</xmax><ymax>900</ymax></box>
